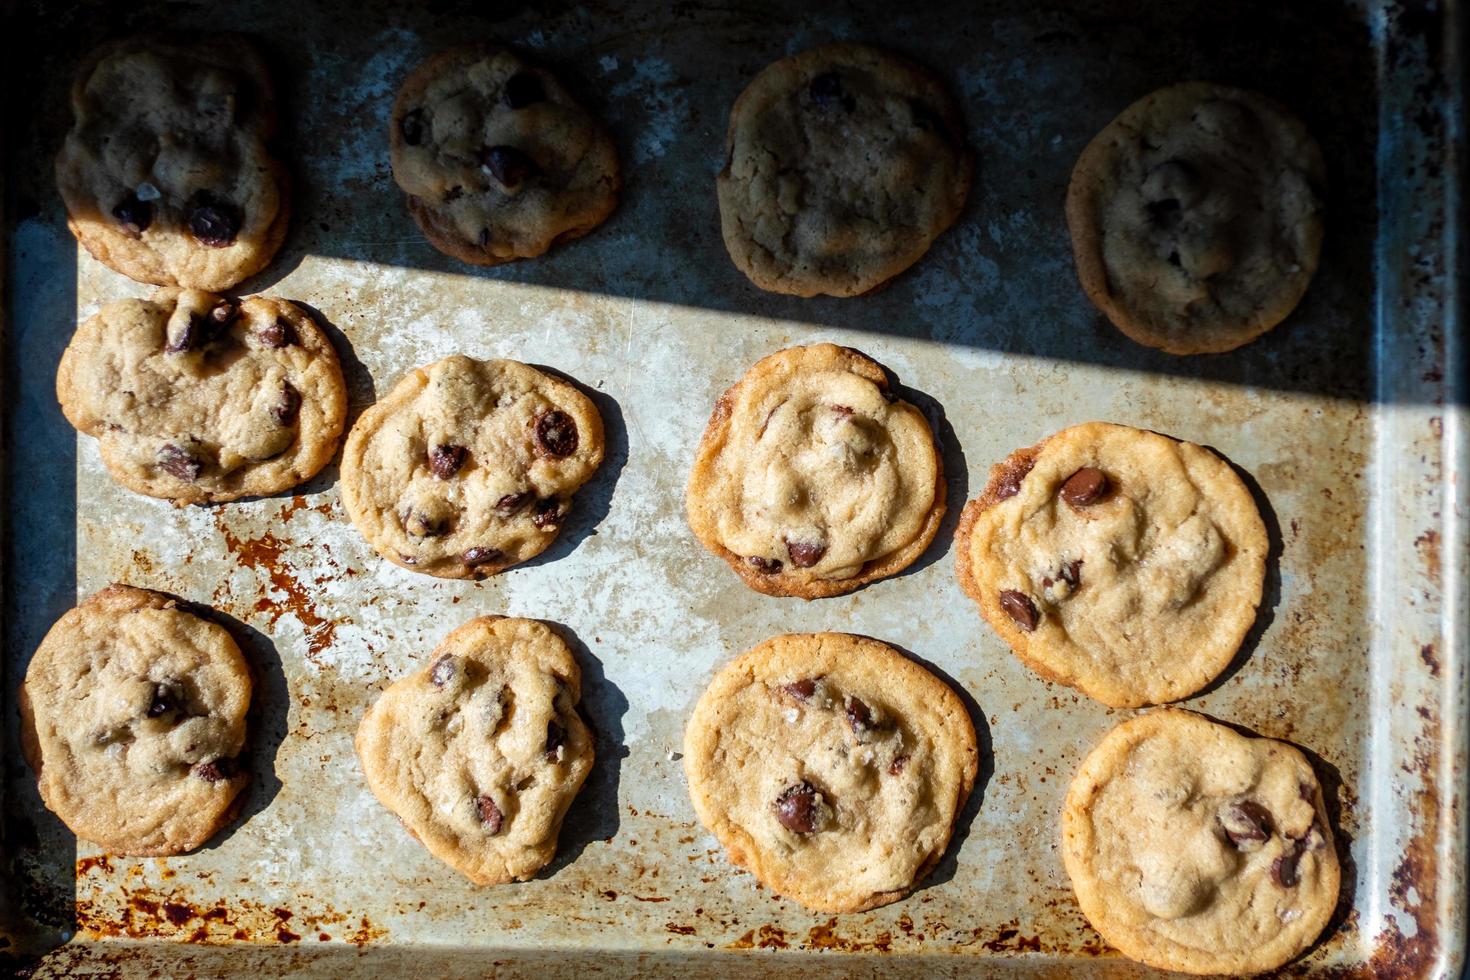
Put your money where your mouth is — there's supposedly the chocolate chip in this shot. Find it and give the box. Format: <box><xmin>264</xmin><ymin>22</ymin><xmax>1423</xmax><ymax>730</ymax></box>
<box><xmin>999</xmin><ymin>590</ymin><xmax>1039</xmax><ymax>631</ymax></box>
<box><xmin>784</xmin><ymin>537</ymin><xmax>827</xmax><ymax>568</ymax></box>
<box><xmin>480</xmin><ymin>145</ymin><xmax>539</xmax><ymax>187</ymax></box>
<box><xmin>495</xmin><ymin>492</ymin><xmax>532</xmax><ymax>517</ymax></box>
<box><xmin>831</xmin><ymin>405</ymin><xmax>854</xmax><ymax>420</ymax></box>
<box><xmin>405</xmin><ymin>509</ymin><xmax>448</xmax><ymax>538</ymax></box>
<box><xmin>531</xmin><ymin>498</ymin><xmax>566</xmax><ymax>529</ymax></box>
<box><xmin>533</xmin><ymin>410</ymin><xmax>578</xmax><ymax>457</ymax></box>
<box><xmin>1220</xmin><ymin>801</ymin><xmax>1274</xmax><ymax>850</ymax></box>
<box><xmin>1272</xmin><ymin>839</ymin><xmax>1305</xmax><ymax>888</ymax></box>
<box><xmin>259</xmin><ymin>317</ymin><xmax>296</xmax><ymax>348</ymax></box>
<box><xmin>994</xmin><ymin>457</ymin><xmax>1036</xmax><ymax>501</ymax></box>
<box><xmin>400</xmin><ymin>108</ymin><xmax>426</xmax><ymax>146</ymax></box>
<box><xmin>271</xmin><ymin>381</ymin><xmax>301</xmax><ymax>426</ymax></box>
<box><xmin>192</xmin><ymin>759</ymin><xmax>231</xmax><ymax>783</ymax></box>
<box><xmin>186</xmin><ymin>191</ymin><xmax>241</xmax><ymax>247</ymax></box>
<box><xmin>462</xmin><ymin>546</ymin><xmax>503</xmax><ymax>568</ymax></box>
<box><xmin>747</xmin><ymin>555</ymin><xmax>783</xmax><ymax>574</ymax></box>
<box><xmin>783</xmin><ymin>678</ymin><xmax>817</xmax><ymax>701</ymax></box>
<box><xmin>147</xmin><ymin>683</ymin><xmax>178</xmax><ymax>718</ymax></box>
<box><xmin>809</xmin><ymin>71</ymin><xmax>853</xmax><ymax>111</ymax></box>
<box><xmin>112</xmin><ymin>194</ymin><xmax>152</xmax><ymax>236</ymax></box>
<box><xmin>475</xmin><ymin>795</ymin><xmax>503</xmax><ymax>834</ymax></box>
<box><xmin>1059</xmin><ymin>560</ymin><xmax>1083</xmax><ymax>589</ymax></box>
<box><xmin>166</xmin><ymin>301</ymin><xmax>236</xmax><ymax>353</ymax></box>
<box><xmin>775</xmin><ymin>781</ymin><xmax>821</xmax><ymax>834</ymax></box>
<box><xmin>1060</xmin><ymin>467</ymin><xmax>1109</xmax><ymax>508</ymax></box>
<box><xmin>889</xmin><ymin>754</ymin><xmax>910</xmax><ymax>776</ymax></box>
<box><xmin>845</xmin><ymin>696</ymin><xmax>873</xmax><ymax>733</ymax></box>
<box><xmin>158</xmin><ymin>444</ymin><xmax>203</xmax><ymax>481</ymax></box>
<box><xmin>430</xmin><ymin>655</ymin><xmax>456</xmax><ymax>687</ymax></box>
<box><xmin>546</xmin><ymin>720</ymin><xmax>567</xmax><ymax>761</ymax></box>
<box><xmin>428</xmin><ymin>444</ymin><xmax>468</xmax><ymax>479</ymax></box>
<box><xmin>502</xmin><ymin>71</ymin><xmax>545</xmax><ymax>109</ymax></box>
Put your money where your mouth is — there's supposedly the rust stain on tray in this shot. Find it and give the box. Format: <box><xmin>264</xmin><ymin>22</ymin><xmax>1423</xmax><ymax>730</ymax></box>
<box><xmin>214</xmin><ymin>510</ymin><xmax>341</xmax><ymax>657</ymax></box>
<box><xmin>76</xmin><ymin>887</ymin><xmax>387</xmax><ymax>947</ymax></box>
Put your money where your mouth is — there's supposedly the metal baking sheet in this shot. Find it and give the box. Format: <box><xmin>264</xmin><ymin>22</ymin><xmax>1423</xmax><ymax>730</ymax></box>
<box><xmin>3</xmin><ymin>0</ymin><xmax>1463</xmax><ymax>975</ymax></box>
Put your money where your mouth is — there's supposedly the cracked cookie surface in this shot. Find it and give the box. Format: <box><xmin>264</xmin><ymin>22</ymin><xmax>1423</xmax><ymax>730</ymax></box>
<box><xmin>389</xmin><ymin>42</ymin><xmax>620</xmax><ymax>265</ymax></box>
<box><xmin>355</xmin><ymin>616</ymin><xmax>594</xmax><ymax>884</ymax></box>
<box><xmin>57</xmin><ymin>288</ymin><xmax>348</xmax><ymax>505</ymax></box>
<box><xmin>56</xmin><ymin>33</ymin><xmax>290</xmax><ymax>290</ymax></box>
<box><xmin>340</xmin><ymin>354</ymin><xmax>605</xmax><ymax>579</ymax></box>
<box><xmin>19</xmin><ymin>585</ymin><xmax>251</xmax><ymax>856</ymax></box>
<box><xmin>1067</xmin><ymin>82</ymin><xmax>1325</xmax><ymax>354</ymax></box>
<box><xmin>684</xmin><ymin>633</ymin><xmax>977</xmax><ymax>912</ymax></box>
<box><xmin>686</xmin><ymin>344</ymin><xmax>944</xmax><ymax>599</ymax></box>
<box><xmin>716</xmin><ymin>43</ymin><xmax>971</xmax><ymax>297</ymax></box>
<box><xmin>1063</xmin><ymin>709</ymin><xmax>1339</xmax><ymax>975</ymax></box>
<box><xmin>955</xmin><ymin>422</ymin><xmax>1266</xmax><ymax>707</ymax></box>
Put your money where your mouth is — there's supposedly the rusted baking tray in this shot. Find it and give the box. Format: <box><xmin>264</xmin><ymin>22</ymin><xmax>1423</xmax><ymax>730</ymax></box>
<box><xmin>2</xmin><ymin>0</ymin><xmax>1464</xmax><ymax>976</ymax></box>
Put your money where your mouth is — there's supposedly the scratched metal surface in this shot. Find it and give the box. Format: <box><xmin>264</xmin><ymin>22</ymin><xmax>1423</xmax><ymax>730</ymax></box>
<box><xmin>1</xmin><ymin>0</ymin><xmax>1463</xmax><ymax>976</ymax></box>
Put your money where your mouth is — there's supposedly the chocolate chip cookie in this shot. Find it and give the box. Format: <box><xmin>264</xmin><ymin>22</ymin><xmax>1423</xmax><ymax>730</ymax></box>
<box><xmin>340</xmin><ymin>354</ymin><xmax>605</xmax><ymax>579</ymax></box>
<box><xmin>19</xmin><ymin>585</ymin><xmax>251</xmax><ymax>855</ymax></box>
<box><xmin>1067</xmin><ymin>82</ymin><xmax>1326</xmax><ymax>354</ymax></box>
<box><xmin>954</xmin><ymin>422</ymin><xmax>1267</xmax><ymax>707</ymax></box>
<box><xmin>56</xmin><ymin>34</ymin><xmax>290</xmax><ymax>291</ymax></box>
<box><xmin>389</xmin><ymin>42</ymin><xmax>620</xmax><ymax>265</ymax></box>
<box><xmin>1063</xmin><ymin>709</ymin><xmax>1339</xmax><ymax>974</ymax></box>
<box><xmin>355</xmin><ymin>616</ymin><xmax>594</xmax><ymax>884</ymax></box>
<box><xmin>684</xmin><ymin>633</ymin><xmax>977</xmax><ymax>912</ymax></box>
<box><xmin>717</xmin><ymin>43</ymin><xmax>972</xmax><ymax>297</ymax></box>
<box><xmin>56</xmin><ymin>288</ymin><xmax>348</xmax><ymax>505</ymax></box>
<box><xmin>686</xmin><ymin>344</ymin><xmax>944</xmax><ymax>599</ymax></box>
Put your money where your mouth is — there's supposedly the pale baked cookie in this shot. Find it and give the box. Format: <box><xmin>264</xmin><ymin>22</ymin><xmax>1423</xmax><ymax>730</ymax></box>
<box><xmin>355</xmin><ymin>616</ymin><xmax>594</xmax><ymax>884</ymax></box>
<box><xmin>1067</xmin><ymin>82</ymin><xmax>1325</xmax><ymax>354</ymax></box>
<box><xmin>1063</xmin><ymin>709</ymin><xmax>1339</xmax><ymax>975</ymax></box>
<box><xmin>717</xmin><ymin>43</ymin><xmax>972</xmax><ymax>297</ymax></box>
<box><xmin>56</xmin><ymin>34</ymin><xmax>290</xmax><ymax>291</ymax></box>
<box><xmin>19</xmin><ymin>585</ymin><xmax>251</xmax><ymax>856</ymax></box>
<box><xmin>686</xmin><ymin>344</ymin><xmax>944</xmax><ymax>599</ymax></box>
<box><xmin>954</xmin><ymin>422</ymin><xmax>1266</xmax><ymax>707</ymax></box>
<box><xmin>57</xmin><ymin>288</ymin><xmax>348</xmax><ymax>505</ymax></box>
<box><xmin>389</xmin><ymin>42</ymin><xmax>620</xmax><ymax>265</ymax></box>
<box><xmin>340</xmin><ymin>354</ymin><xmax>605</xmax><ymax>579</ymax></box>
<box><xmin>684</xmin><ymin>633</ymin><xmax>977</xmax><ymax>912</ymax></box>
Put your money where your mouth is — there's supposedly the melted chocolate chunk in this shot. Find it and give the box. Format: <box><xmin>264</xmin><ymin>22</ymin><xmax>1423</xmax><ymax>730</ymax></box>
<box><xmin>405</xmin><ymin>509</ymin><xmax>448</xmax><ymax>538</ymax></box>
<box><xmin>186</xmin><ymin>191</ymin><xmax>241</xmax><ymax>248</ymax></box>
<box><xmin>531</xmin><ymin>498</ymin><xmax>566</xmax><ymax>529</ymax></box>
<box><xmin>192</xmin><ymin>759</ymin><xmax>232</xmax><ymax>783</ymax></box>
<box><xmin>775</xmin><ymin>781</ymin><xmax>822</xmax><ymax>834</ymax></box>
<box><xmin>428</xmin><ymin>444</ymin><xmax>468</xmax><ymax>479</ymax></box>
<box><xmin>1060</xmin><ymin>467</ymin><xmax>1110</xmax><ymax>508</ymax></box>
<box><xmin>1058</xmin><ymin>560</ymin><xmax>1083</xmax><ymax>590</ymax></box>
<box><xmin>147</xmin><ymin>683</ymin><xmax>179</xmax><ymax>718</ymax></box>
<box><xmin>501</xmin><ymin>71</ymin><xmax>545</xmax><ymax>109</ymax></box>
<box><xmin>495</xmin><ymin>492</ymin><xmax>532</xmax><ymax>517</ymax></box>
<box><xmin>533</xmin><ymin>410</ymin><xmax>578</xmax><ymax>458</ymax></box>
<box><xmin>1272</xmin><ymin>839</ymin><xmax>1306</xmax><ymax>888</ymax></box>
<box><xmin>845</xmin><ymin>696</ymin><xmax>873</xmax><ymax>733</ymax></box>
<box><xmin>783</xmin><ymin>678</ymin><xmax>817</xmax><ymax>701</ymax></box>
<box><xmin>888</xmin><ymin>754</ymin><xmax>910</xmax><ymax>776</ymax></box>
<box><xmin>430</xmin><ymin>655</ymin><xmax>456</xmax><ymax>687</ymax></box>
<box><xmin>112</xmin><ymin>194</ymin><xmax>152</xmax><ymax>236</ymax></box>
<box><xmin>999</xmin><ymin>590</ymin><xmax>1039</xmax><ymax>631</ymax></box>
<box><xmin>784</xmin><ymin>537</ymin><xmax>827</xmax><ymax>569</ymax></box>
<box><xmin>259</xmin><ymin>316</ymin><xmax>296</xmax><ymax>348</ymax></box>
<box><xmin>809</xmin><ymin>71</ymin><xmax>854</xmax><ymax>111</ymax></box>
<box><xmin>158</xmin><ymin>444</ymin><xmax>203</xmax><ymax>481</ymax></box>
<box><xmin>271</xmin><ymin>381</ymin><xmax>301</xmax><ymax>426</ymax></box>
<box><xmin>166</xmin><ymin>300</ymin><xmax>236</xmax><ymax>353</ymax></box>
<box><xmin>480</xmin><ymin>145</ymin><xmax>539</xmax><ymax>187</ymax></box>
<box><xmin>400</xmin><ymin>108</ymin><xmax>426</xmax><ymax>146</ymax></box>
<box><xmin>746</xmin><ymin>555</ymin><xmax>783</xmax><ymax>574</ymax></box>
<box><xmin>462</xmin><ymin>546</ymin><xmax>503</xmax><ymax>568</ymax></box>
<box><xmin>476</xmin><ymin>795</ymin><xmax>503</xmax><ymax>834</ymax></box>
<box><xmin>1220</xmin><ymin>801</ymin><xmax>1274</xmax><ymax>850</ymax></box>
<box><xmin>994</xmin><ymin>457</ymin><xmax>1036</xmax><ymax>501</ymax></box>
<box><xmin>545</xmin><ymin>720</ymin><xmax>567</xmax><ymax>761</ymax></box>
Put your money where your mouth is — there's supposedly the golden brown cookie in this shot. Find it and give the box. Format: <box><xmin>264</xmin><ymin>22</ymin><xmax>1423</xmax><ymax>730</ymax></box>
<box><xmin>340</xmin><ymin>354</ymin><xmax>605</xmax><ymax>579</ymax></box>
<box><xmin>355</xmin><ymin>616</ymin><xmax>594</xmax><ymax>884</ymax></box>
<box><xmin>686</xmin><ymin>344</ymin><xmax>944</xmax><ymax>599</ymax></box>
<box><xmin>955</xmin><ymin>422</ymin><xmax>1267</xmax><ymax>707</ymax></box>
<box><xmin>1067</xmin><ymin>82</ymin><xmax>1325</xmax><ymax>354</ymax></box>
<box><xmin>684</xmin><ymin>633</ymin><xmax>978</xmax><ymax>912</ymax></box>
<box><xmin>389</xmin><ymin>42</ymin><xmax>620</xmax><ymax>265</ymax></box>
<box><xmin>1063</xmin><ymin>709</ymin><xmax>1340</xmax><ymax>974</ymax></box>
<box><xmin>20</xmin><ymin>585</ymin><xmax>251</xmax><ymax>856</ymax></box>
<box><xmin>56</xmin><ymin>288</ymin><xmax>348</xmax><ymax>505</ymax></box>
<box><xmin>56</xmin><ymin>33</ymin><xmax>291</xmax><ymax>290</ymax></box>
<box><xmin>717</xmin><ymin>43</ymin><xmax>972</xmax><ymax>297</ymax></box>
